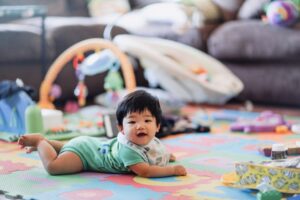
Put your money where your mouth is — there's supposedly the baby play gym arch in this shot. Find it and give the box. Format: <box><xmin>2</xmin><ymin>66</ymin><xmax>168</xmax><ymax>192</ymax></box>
<box><xmin>38</xmin><ymin>38</ymin><xmax>136</xmax><ymax>109</ymax></box>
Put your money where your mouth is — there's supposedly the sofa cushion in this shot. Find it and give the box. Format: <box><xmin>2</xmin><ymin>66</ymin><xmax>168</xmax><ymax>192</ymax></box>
<box><xmin>226</xmin><ymin>60</ymin><xmax>300</xmax><ymax>106</ymax></box>
<box><xmin>49</xmin><ymin>21</ymin><xmax>129</xmax><ymax>56</ymax></box>
<box><xmin>208</xmin><ymin>20</ymin><xmax>300</xmax><ymax>61</ymax></box>
<box><xmin>65</xmin><ymin>0</ymin><xmax>89</xmax><ymax>17</ymax></box>
<box><xmin>0</xmin><ymin>24</ymin><xmax>55</xmax><ymax>62</ymax></box>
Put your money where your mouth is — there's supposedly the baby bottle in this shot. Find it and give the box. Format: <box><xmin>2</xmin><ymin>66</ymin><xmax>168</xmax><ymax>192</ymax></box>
<box><xmin>25</xmin><ymin>104</ymin><xmax>44</xmax><ymax>133</ymax></box>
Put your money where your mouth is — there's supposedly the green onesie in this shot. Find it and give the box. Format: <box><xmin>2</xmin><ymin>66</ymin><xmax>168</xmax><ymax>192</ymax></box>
<box><xmin>60</xmin><ymin>136</ymin><xmax>144</xmax><ymax>173</ymax></box>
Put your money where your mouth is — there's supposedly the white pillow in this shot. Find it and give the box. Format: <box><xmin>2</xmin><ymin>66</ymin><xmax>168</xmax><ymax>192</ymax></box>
<box><xmin>179</xmin><ymin>0</ymin><xmax>221</xmax><ymax>22</ymax></box>
<box><xmin>212</xmin><ymin>0</ymin><xmax>244</xmax><ymax>11</ymax></box>
<box><xmin>88</xmin><ymin>0</ymin><xmax>130</xmax><ymax>17</ymax></box>
<box><xmin>237</xmin><ymin>0</ymin><xmax>269</xmax><ymax>19</ymax></box>
<box><xmin>128</xmin><ymin>2</ymin><xmax>205</xmax><ymax>31</ymax></box>
<box><xmin>140</xmin><ymin>2</ymin><xmax>189</xmax><ymax>27</ymax></box>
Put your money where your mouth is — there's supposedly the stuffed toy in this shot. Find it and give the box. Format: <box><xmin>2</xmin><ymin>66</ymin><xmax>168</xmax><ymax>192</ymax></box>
<box><xmin>264</xmin><ymin>0</ymin><xmax>300</xmax><ymax>27</ymax></box>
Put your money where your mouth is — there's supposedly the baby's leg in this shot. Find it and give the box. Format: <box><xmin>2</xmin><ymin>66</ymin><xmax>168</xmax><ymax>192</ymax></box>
<box><xmin>41</xmin><ymin>150</ymin><xmax>84</xmax><ymax>175</ymax></box>
<box><xmin>18</xmin><ymin>134</ymin><xmax>64</xmax><ymax>153</ymax></box>
<box><xmin>18</xmin><ymin>134</ymin><xmax>83</xmax><ymax>175</ymax></box>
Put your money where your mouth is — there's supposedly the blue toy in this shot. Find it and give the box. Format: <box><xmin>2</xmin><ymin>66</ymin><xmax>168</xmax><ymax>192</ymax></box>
<box><xmin>0</xmin><ymin>80</ymin><xmax>34</xmax><ymax>140</ymax></box>
<box><xmin>79</xmin><ymin>49</ymin><xmax>121</xmax><ymax>76</ymax></box>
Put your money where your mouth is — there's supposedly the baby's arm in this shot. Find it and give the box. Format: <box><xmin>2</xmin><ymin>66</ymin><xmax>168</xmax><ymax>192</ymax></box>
<box><xmin>129</xmin><ymin>162</ymin><xmax>187</xmax><ymax>178</ymax></box>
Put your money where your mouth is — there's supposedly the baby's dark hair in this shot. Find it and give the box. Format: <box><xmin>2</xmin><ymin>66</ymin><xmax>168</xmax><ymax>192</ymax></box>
<box><xmin>116</xmin><ymin>90</ymin><xmax>162</xmax><ymax>126</ymax></box>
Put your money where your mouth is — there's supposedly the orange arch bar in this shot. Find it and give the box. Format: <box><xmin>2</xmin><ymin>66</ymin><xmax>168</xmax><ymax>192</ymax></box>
<box><xmin>38</xmin><ymin>38</ymin><xmax>136</xmax><ymax>109</ymax></box>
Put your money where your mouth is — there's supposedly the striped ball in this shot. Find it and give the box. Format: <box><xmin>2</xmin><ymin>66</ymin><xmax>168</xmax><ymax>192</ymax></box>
<box><xmin>267</xmin><ymin>1</ymin><xmax>299</xmax><ymax>27</ymax></box>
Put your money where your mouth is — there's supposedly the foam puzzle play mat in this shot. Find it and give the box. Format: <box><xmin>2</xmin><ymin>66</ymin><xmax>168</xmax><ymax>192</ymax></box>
<box><xmin>1</xmin><ymin>107</ymin><xmax>300</xmax><ymax>200</ymax></box>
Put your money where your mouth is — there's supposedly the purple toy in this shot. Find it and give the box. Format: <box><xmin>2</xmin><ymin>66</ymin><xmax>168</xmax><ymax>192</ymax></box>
<box><xmin>230</xmin><ymin>111</ymin><xmax>288</xmax><ymax>133</ymax></box>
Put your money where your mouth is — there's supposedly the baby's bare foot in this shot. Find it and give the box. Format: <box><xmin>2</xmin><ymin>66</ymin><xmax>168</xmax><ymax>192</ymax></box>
<box><xmin>18</xmin><ymin>134</ymin><xmax>45</xmax><ymax>149</ymax></box>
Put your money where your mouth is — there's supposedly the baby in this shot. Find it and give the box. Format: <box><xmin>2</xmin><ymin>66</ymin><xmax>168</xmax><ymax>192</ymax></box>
<box><xmin>18</xmin><ymin>90</ymin><xmax>187</xmax><ymax>177</ymax></box>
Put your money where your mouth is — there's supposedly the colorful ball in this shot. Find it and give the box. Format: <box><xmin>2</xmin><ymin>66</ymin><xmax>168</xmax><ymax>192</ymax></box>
<box><xmin>266</xmin><ymin>1</ymin><xmax>299</xmax><ymax>27</ymax></box>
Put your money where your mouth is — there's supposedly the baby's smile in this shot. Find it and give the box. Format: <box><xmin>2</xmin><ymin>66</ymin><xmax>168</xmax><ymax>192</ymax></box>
<box><xmin>137</xmin><ymin>132</ymin><xmax>147</xmax><ymax>137</ymax></box>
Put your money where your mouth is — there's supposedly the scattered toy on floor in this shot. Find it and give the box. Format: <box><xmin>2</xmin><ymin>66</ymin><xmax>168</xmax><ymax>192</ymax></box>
<box><xmin>270</xmin><ymin>143</ymin><xmax>288</xmax><ymax>160</ymax></box>
<box><xmin>0</xmin><ymin>79</ymin><xmax>34</xmax><ymax>139</ymax></box>
<box><xmin>259</xmin><ymin>141</ymin><xmax>300</xmax><ymax>157</ymax></box>
<box><xmin>230</xmin><ymin>110</ymin><xmax>289</xmax><ymax>133</ymax></box>
<box><xmin>25</xmin><ymin>105</ymin><xmax>44</xmax><ymax>133</ymax></box>
<box><xmin>291</xmin><ymin>124</ymin><xmax>300</xmax><ymax>134</ymax></box>
<box><xmin>157</xmin><ymin>115</ymin><xmax>210</xmax><ymax>138</ymax></box>
<box><xmin>256</xmin><ymin>181</ymin><xmax>282</xmax><ymax>200</ymax></box>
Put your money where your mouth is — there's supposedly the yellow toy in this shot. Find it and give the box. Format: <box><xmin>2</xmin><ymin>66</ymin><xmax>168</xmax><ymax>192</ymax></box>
<box><xmin>222</xmin><ymin>159</ymin><xmax>300</xmax><ymax>194</ymax></box>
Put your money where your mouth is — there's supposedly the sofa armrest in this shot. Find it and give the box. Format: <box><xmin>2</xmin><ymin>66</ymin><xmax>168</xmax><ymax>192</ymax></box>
<box><xmin>0</xmin><ymin>0</ymin><xmax>89</xmax><ymax>17</ymax></box>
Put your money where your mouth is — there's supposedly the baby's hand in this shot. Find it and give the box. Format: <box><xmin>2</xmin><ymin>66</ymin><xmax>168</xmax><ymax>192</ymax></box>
<box><xmin>174</xmin><ymin>165</ymin><xmax>187</xmax><ymax>176</ymax></box>
<box><xmin>169</xmin><ymin>154</ymin><xmax>176</xmax><ymax>162</ymax></box>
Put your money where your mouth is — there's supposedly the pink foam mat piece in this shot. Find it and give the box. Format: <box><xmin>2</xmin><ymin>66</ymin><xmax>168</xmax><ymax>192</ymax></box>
<box><xmin>0</xmin><ymin>160</ymin><xmax>32</xmax><ymax>174</ymax></box>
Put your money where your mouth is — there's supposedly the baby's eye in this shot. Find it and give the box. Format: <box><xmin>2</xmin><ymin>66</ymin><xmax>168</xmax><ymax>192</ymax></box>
<box><xmin>145</xmin><ymin>119</ymin><xmax>152</xmax><ymax>123</ymax></box>
<box><xmin>128</xmin><ymin>121</ymin><xmax>135</xmax><ymax>124</ymax></box>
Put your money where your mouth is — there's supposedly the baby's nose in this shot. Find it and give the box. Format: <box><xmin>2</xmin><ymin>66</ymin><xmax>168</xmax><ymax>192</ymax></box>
<box><xmin>136</xmin><ymin>123</ymin><xmax>145</xmax><ymax>130</ymax></box>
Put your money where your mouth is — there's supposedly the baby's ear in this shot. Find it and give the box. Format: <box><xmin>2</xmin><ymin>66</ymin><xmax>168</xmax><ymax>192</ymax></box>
<box><xmin>117</xmin><ymin>125</ymin><xmax>124</xmax><ymax>133</ymax></box>
<box><xmin>156</xmin><ymin>124</ymin><xmax>161</xmax><ymax>132</ymax></box>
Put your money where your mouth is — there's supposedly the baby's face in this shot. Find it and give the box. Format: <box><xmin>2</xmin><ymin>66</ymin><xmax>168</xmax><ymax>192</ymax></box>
<box><xmin>119</xmin><ymin>109</ymin><xmax>160</xmax><ymax>146</ymax></box>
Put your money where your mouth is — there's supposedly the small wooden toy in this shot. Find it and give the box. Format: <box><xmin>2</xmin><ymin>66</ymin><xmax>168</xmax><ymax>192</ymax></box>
<box><xmin>259</xmin><ymin>141</ymin><xmax>300</xmax><ymax>157</ymax></box>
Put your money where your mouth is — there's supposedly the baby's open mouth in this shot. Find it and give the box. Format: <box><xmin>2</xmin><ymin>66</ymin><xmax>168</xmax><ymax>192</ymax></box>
<box><xmin>137</xmin><ymin>133</ymin><xmax>147</xmax><ymax>137</ymax></box>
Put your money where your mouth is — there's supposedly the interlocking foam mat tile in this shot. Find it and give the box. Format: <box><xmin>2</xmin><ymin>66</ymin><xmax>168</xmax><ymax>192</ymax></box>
<box><xmin>1</xmin><ymin>108</ymin><xmax>300</xmax><ymax>200</ymax></box>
